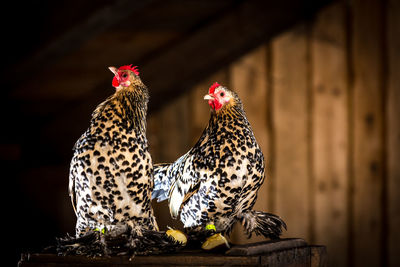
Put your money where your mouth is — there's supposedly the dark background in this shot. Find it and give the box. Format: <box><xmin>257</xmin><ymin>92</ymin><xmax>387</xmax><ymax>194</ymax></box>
<box><xmin>2</xmin><ymin>1</ymin><xmax>399</xmax><ymax>267</ymax></box>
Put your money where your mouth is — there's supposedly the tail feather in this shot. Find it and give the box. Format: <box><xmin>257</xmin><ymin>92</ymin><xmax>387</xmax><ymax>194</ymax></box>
<box><xmin>240</xmin><ymin>210</ymin><xmax>286</xmax><ymax>239</ymax></box>
<box><xmin>152</xmin><ymin>163</ymin><xmax>171</xmax><ymax>202</ymax></box>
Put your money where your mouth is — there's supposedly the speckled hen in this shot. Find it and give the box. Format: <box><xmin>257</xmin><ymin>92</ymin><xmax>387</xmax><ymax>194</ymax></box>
<box><xmin>152</xmin><ymin>83</ymin><xmax>286</xmax><ymax>244</ymax></box>
<box><xmin>69</xmin><ymin>65</ymin><xmax>158</xmax><ymax>237</ymax></box>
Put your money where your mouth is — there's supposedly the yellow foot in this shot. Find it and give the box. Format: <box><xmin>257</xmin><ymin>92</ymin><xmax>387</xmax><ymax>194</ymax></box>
<box><xmin>201</xmin><ymin>233</ymin><xmax>230</xmax><ymax>251</ymax></box>
<box><xmin>166</xmin><ymin>228</ymin><xmax>187</xmax><ymax>246</ymax></box>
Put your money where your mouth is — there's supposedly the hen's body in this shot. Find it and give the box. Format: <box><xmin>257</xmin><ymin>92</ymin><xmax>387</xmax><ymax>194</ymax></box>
<box><xmin>153</xmin><ymin>84</ymin><xmax>285</xmax><ymax>239</ymax></box>
<box><xmin>69</xmin><ymin>66</ymin><xmax>158</xmax><ymax>237</ymax></box>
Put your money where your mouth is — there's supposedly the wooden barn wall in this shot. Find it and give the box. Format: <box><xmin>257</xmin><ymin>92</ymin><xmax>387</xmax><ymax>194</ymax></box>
<box><xmin>147</xmin><ymin>1</ymin><xmax>399</xmax><ymax>267</ymax></box>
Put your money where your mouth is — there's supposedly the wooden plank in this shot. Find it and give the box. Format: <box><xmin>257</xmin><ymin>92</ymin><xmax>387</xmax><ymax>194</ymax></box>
<box><xmin>351</xmin><ymin>0</ymin><xmax>384</xmax><ymax>266</ymax></box>
<box><xmin>311</xmin><ymin>246</ymin><xmax>328</xmax><ymax>267</ymax></box>
<box><xmin>147</xmin><ymin>111</ymin><xmax>162</xmax><ymax>164</ymax></box>
<box><xmin>387</xmin><ymin>0</ymin><xmax>400</xmax><ymax>266</ymax></box>
<box><xmin>19</xmin><ymin>253</ymin><xmax>260</xmax><ymax>266</ymax></box>
<box><xmin>260</xmin><ymin>247</ymin><xmax>311</xmax><ymax>267</ymax></box>
<box><xmin>19</xmin><ymin>241</ymin><xmax>326</xmax><ymax>266</ymax></box>
<box><xmin>226</xmin><ymin>238</ymin><xmax>307</xmax><ymax>256</ymax></box>
<box><xmin>271</xmin><ymin>25</ymin><xmax>310</xmax><ymax>240</ymax></box>
<box><xmin>228</xmin><ymin>45</ymin><xmax>272</xmax><ymax>244</ymax></box>
<box><xmin>141</xmin><ymin>0</ymin><xmax>333</xmax><ymax>110</ymax></box>
<box><xmin>156</xmin><ymin>94</ymin><xmax>191</xmax><ymax>163</ymax></box>
<box><xmin>310</xmin><ymin>3</ymin><xmax>348</xmax><ymax>267</ymax></box>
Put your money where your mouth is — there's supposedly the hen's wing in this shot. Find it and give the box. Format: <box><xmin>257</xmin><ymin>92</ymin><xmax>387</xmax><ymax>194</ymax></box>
<box><xmin>152</xmin><ymin>163</ymin><xmax>173</xmax><ymax>202</ymax></box>
<box><xmin>165</xmin><ymin>153</ymin><xmax>202</xmax><ymax>219</ymax></box>
<box><xmin>68</xmin><ymin>157</ymin><xmax>78</xmax><ymax>216</ymax></box>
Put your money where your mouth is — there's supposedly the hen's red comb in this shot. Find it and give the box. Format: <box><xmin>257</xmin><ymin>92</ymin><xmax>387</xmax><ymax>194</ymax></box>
<box><xmin>209</xmin><ymin>82</ymin><xmax>220</xmax><ymax>94</ymax></box>
<box><xmin>119</xmin><ymin>64</ymin><xmax>139</xmax><ymax>76</ymax></box>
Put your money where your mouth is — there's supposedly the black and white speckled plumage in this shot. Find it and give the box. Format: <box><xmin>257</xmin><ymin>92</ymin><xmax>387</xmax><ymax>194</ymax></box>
<box><xmin>152</xmin><ymin>84</ymin><xmax>286</xmax><ymax>239</ymax></box>
<box><xmin>69</xmin><ymin>67</ymin><xmax>158</xmax><ymax>237</ymax></box>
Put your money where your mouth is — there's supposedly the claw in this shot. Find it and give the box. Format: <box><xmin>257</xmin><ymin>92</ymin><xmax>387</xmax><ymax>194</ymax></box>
<box><xmin>166</xmin><ymin>228</ymin><xmax>187</xmax><ymax>245</ymax></box>
<box><xmin>201</xmin><ymin>233</ymin><xmax>230</xmax><ymax>250</ymax></box>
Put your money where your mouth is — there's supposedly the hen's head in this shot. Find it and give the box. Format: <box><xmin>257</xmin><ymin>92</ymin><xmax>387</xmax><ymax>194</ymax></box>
<box><xmin>109</xmin><ymin>64</ymin><xmax>140</xmax><ymax>90</ymax></box>
<box><xmin>204</xmin><ymin>82</ymin><xmax>236</xmax><ymax>111</ymax></box>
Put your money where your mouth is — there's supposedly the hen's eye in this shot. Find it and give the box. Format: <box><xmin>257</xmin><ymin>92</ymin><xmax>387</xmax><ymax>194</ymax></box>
<box><xmin>220</xmin><ymin>92</ymin><xmax>225</xmax><ymax>97</ymax></box>
<box><xmin>122</xmin><ymin>73</ymin><xmax>128</xmax><ymax>78</ymax></box>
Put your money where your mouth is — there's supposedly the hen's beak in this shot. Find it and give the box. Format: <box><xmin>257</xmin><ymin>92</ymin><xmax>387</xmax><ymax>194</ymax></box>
<box><xmin>108</xmin><ymin>66</ymin><xmax>118</xmax><ymax>76</ymax></box>
<box><xmin>204</xmin><ymin>94</ymin><xmax>214</xmax><ymax>100</ymax></box>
